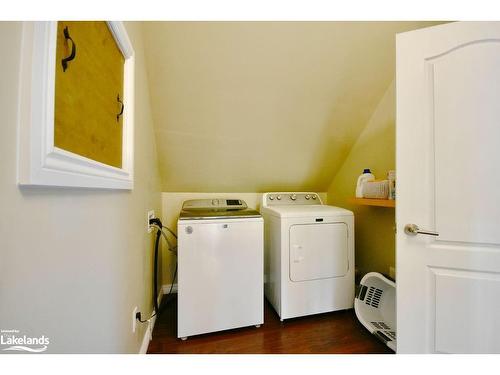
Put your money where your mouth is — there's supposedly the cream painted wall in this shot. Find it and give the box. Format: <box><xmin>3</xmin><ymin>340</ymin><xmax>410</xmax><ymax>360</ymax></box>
<box><xmin>0</xmin><ymin>22</ymin><xmax>161</xmax><ymax>353</ymax></box>
<box><xmin>160</xmin><ymin>192</ymin><xmax>327</xmax><ymax>284</ymax></box>
<box><xmin>327</xmin><ymin>81</ymin><xmax>396</xmax><ymax>278</ymax></box>
<box><xmin>142</xmin><ymin>21</ymin><xmax>437</xmax><ymax>193</ymax></box>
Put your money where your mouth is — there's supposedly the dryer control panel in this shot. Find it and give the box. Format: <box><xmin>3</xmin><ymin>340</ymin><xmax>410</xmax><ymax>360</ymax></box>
<box><xmin>262</xmin><ymin>192</ymin><xmax>323</xmax><ymax>207</ymax></box>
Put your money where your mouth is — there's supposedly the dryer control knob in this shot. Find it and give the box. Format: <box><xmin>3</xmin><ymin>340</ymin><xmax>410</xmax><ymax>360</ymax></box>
<box><xmin>212</xmin><ymin>199</ymin><xmax>218</xmax><ymax>205</ymax></box>
<box><xmin>269</xmin><ymin>195</ymin><xmax>274</xmax><ymax>200</ymax></box>
<box><xmin>290</xmin><ymin>194</ymin><xmax>297</xmax><ymax>201</ymax></box>
<box><xmin>276</xmin><ymin>195</ymin><xmax>282</xmax><ymax>200</ymax></box>
<box><xmin>312</xmin><ymin>195</ymin><xmax>317</xmax><ymax>200</ymax></box>
<box><xmin>305</xmin><ymin>195</ymin><xmax>310</xmax><ymax>200</ymax></box>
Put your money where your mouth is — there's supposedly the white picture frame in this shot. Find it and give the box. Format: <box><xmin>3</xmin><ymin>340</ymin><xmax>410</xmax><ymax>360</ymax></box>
<box><xmin>17</xmin><ymin>21</ymin><xmax>135</xmax><ymax>190</ymax></box>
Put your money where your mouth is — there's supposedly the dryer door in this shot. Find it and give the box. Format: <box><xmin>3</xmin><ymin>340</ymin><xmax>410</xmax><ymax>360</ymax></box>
<box><xmin>289</xmin><ymin>223</ymin><xmax>348</xmax><ymax>282</ymax></box>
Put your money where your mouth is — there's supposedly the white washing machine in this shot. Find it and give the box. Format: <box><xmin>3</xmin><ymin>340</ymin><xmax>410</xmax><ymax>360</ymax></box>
<box><xmin>177</xmin><ymin>198</ymin><xmax>263</xmax><ymax>339</ymax></box>
<box><xmin>261</xmin><ymin>192</ymin><xmax>354</xmax><ymax>321</ymax></box>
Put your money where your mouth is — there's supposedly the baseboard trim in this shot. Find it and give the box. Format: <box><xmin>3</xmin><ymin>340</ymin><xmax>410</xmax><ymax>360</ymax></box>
<box><xmin>139</xmin><ymin>322</ymin><xmax>152</xmax><ymax>354</ymax></box>
<box><xmin>138</xmin><ymin>289</ymin><xmax>163</xmax><ymax>354</ymax></box>
<box><xmin>138</xmin><ymin>284</ymin><xmax>178</xmax><ymax>354</ymax></box>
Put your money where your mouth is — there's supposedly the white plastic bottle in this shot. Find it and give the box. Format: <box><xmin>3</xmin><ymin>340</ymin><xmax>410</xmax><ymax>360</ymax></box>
<box><xmin>355</xmin><ymin>169</ymin><xmax>375</xmax><ymax>198</ymax></box>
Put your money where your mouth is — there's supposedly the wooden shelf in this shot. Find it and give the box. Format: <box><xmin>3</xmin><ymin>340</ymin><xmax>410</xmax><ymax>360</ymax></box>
<box><xmin>350</xmin><ymin>198</ymin><xmax>395</xmax><ymax>208</ymax></box>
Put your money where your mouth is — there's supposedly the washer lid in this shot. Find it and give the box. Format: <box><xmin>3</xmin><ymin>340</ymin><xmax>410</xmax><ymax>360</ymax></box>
<box><xmin>262</xmin><ymin>205</ymin><xmax>353</xmax><ymax>218</ymax></box>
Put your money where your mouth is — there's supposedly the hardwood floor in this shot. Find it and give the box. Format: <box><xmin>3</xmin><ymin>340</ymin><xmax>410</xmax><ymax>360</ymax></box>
<box><xmin>147</xmin><ymin>295</ymin><xmax>393</xmax><ymax>354</ymax></box>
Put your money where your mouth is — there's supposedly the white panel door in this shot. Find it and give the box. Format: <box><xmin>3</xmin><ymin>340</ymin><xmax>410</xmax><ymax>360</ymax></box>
<box><xmin>397</xmin><ymin>21</ymin><xmax>500</xmax><ymax>353</ymax></box>
<box><xmin>289</xmin><ymin>223</ymin><xmax>348</xmax><ymax>282</ymax></box>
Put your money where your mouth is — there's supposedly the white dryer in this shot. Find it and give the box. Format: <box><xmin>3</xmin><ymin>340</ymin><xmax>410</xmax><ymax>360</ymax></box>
<box><xmin>261</xmin><ymin>192</ymin><xmax>354</xmax><ymax>321</ymax></box>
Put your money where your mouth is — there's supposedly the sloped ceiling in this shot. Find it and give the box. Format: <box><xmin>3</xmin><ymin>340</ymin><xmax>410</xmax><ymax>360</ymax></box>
<box><xmin>142</xmin><ymin>21</ymin><xmax>438</xmax><ymax>192</ymax></box>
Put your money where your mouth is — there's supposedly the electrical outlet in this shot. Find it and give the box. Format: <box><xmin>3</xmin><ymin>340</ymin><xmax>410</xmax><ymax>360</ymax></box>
<box><xmin>132</xmin><ymin>306</ymin><xmax>138</xmax><ymax>333</ymax></box>
<box><xmin>389</xmin><ymin>266</ymin><xmax>396</xmax><ymax>280</ymax></box>
<box><xmin>147</xmin><ymin>210</ymin><xmax>155</xmax><ymax>233</ymax></box>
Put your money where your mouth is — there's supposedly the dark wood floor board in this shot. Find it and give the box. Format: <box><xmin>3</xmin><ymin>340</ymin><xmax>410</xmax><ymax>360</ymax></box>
<box><xmin>147</xmin><ymin>296</ymin><xmax>393</xmax><ymax>354</ymax></box>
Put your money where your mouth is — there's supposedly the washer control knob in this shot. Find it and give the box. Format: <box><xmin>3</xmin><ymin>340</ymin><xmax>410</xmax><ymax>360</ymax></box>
<box><xmin>305</xmin><ymin>194</ymin><xmax>310</xmax><ymax>200</ymax></box>
<box><xmin>212</xmin><ymin>199</ymin><xmax>218</xmax><ymax>205</ymax></box>
<box><xmin>276</xmin><ymin>195</ymin><xmax>282</xmax><ymax>200</ymax></box>
<box><xmin>312</xmin><ymin>195</ymin><xmax>317</xmax><ymax>200</ymax></box>
<box><xmin>269</xmin><ymin>195</ymin><xmax>274</xmax><ymax>200</ymax></box>
<box><xmin>290</xmin><ymin>194</ymin><xmax>297</xmax><ymax>201</ymax></box>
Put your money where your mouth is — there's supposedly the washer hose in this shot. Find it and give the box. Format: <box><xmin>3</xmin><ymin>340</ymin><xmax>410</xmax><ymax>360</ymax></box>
<box><xmin>153</xmin><ymin>228</ymin><xmax>161</xmax><ymax>315</ymax></box>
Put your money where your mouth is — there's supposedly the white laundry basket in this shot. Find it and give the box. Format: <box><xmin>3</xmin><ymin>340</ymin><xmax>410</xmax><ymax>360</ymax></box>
<box><xmin>354</xmin><ymin>272</ymin><xmax>396</xmax><ymax>351</ymax></box>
